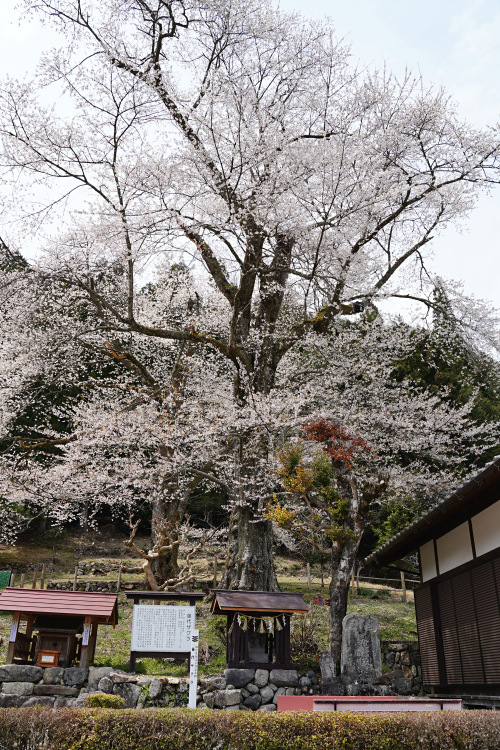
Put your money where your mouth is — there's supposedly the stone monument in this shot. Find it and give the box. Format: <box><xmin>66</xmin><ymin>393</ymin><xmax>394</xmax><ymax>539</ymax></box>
<box><xmin>319</xmin><ymin>650</ymin><xmax>345</xmax><ymax>696</ymax></box>
<box><xmin>340</xmin><ymin>614</ymin><xmax>382</xmax><ymax>687</ymax></box>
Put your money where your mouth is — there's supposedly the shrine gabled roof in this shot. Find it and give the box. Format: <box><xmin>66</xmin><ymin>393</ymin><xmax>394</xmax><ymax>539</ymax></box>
<box><xmin>365</xmin><ymin>456</ymin><xmax>500</xmax><ymax>569</ymax></box>
<box><xmin>0</xmin><ymin>588</ymin><xmax>118</xmax><ymax>624</ymax></box>
<box><xmin>211</xmin><ymin>589</ymin><xmax>309</xmax><ymax>615</ymax></box>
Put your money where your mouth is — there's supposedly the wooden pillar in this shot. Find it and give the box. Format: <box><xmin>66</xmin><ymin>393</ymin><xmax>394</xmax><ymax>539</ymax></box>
<box><xmin>226</xmin><ymin>614</ymin><xmax>232</xmax><ymax>665</ymax></box>
<box><xmin>89</xmin><ymin>622</ymin><xmax>98</xmax><ymax>663</ymax></box>
<box><xmin>32</xmin><ymin>568</ymin><xmax>38</xmax><ymax>589</ymax></box>
<box><xmin>6</xmin><ymin>613</ymin><xmax>20</xmax><ymax>664</ymax></box>
<box><xmin>20</xmin><ymin>574</ymin><xmax>25</xmax><ymax>588</ymax></box>
<box><xmin>73</xmin><ymin>566</ymin><xmax>78</xmax><ymax>591</ymax></box>
<box><xmin>79</xmin><ymin>616</ymin><xmax>92</xmax><ymax>668</ymax></box>
<box><xmin>284</xmin><ymin>615</ymin><xmax>291</xmax><ymax>668</ymax></box>
<box><xmin>129</xmin><ymin>651</ymin><xmax>137</xmax><ymax>674</ymax></box>
<box><xmin>25</xmin><ymin>616</ymin><xmax>35</xmax><ymax>661</ymax></box>
<box><xmin>25</xmin><ymin>616</ymin><xmax>34</xmax><ymax>640</ymax></box>
<box><xmin>40</xmin><ymin>564</ymin><xmax>46</xmax><ymax>590</ymax></box>
<box><xmin>400</xmin><ymin>571</ymin><xmax>407</xmax><ymax>603</ymax></box>
<box><xmin>116</xmin><ymin>563</ymin><xmax>122</xmax><ymax>593</ymax></box>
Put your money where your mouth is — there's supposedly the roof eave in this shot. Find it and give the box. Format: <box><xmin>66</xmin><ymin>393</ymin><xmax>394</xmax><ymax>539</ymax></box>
<box><xmin>365</xmin><ymin>458</ymin><xmax>500</xmax><ymax>568</ymax></box>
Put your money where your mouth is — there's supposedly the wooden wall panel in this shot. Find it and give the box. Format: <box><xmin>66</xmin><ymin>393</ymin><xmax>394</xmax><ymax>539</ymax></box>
<box><xmin>437</xmin><ymin>579</ymin><xmax>462</xmax><ymax>685</ymax></box>
<box><xmin>418</xmin><ymin>554</ymin><xmax>500</xmax><ymax>689</ymax></box>
<box><xmin>415</xmin><ymin>585</ymin><xmax>441</xmax><ymax>686</ymax></box>
<box><xmin>452</xmin><ymin>571</ymin><xmax>484</xmax><ymax>684</ymax></box>
<box><xmin>471</xmin><ymin>562</ymin><xmax>500</xmax><ymax>684</ymax></box>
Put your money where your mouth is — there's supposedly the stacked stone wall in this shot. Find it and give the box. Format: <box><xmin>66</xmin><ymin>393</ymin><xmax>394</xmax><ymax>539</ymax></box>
<box><xmin>381</xmin><ymin>641</ymin><xmax>422</xmax><ymax>696</ymax></box>
<box><xmin>0</xmin><ymin>647</ymin><xmax>422</xmax><ymax>711</ymax></box>
<box><xmin>46</xmin><ymin>580</ymin><xmax>144</xmax><ymax>592</ymax></box>
<box><xmin>0</xmin><ymin>665</ymin><xmax>311</xmax><ymax>711</ymax></box>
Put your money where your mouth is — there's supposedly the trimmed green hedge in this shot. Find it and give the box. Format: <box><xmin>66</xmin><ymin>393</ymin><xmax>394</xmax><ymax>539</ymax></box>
<box><xmin>0</xmin><ymin>708</ymin><xmax>500</xmax><ymax>750</ymax></box>
<box><xmin>84</xmin><ymin>694</ymin><xmax>126</xmax><ymax>709</ymax></box>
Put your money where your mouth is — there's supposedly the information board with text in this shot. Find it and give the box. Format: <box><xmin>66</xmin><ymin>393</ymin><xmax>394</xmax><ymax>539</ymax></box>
<box><xmin>130</xmin><ymin>604</ymin><xmax>195</xmax><ymax>652</ymax></box>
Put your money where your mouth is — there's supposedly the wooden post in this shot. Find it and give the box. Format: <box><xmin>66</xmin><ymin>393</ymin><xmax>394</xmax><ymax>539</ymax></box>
<box><xmin>6</xmin><ymin>614</ymin><xmax>20</xmax><ymax>664</ymax></box>
<box><xmin>306</xmin><ymin>563</ymin><xmax>311</xmax><ymax>589</ymax></box>
<box><xmin>73</xmin><ymin>566</ymin><xmax>78</xmax><ymax>591</ymax></box>
<box><xmin>32</xmin><ymin>567</ymin><xmax>38</xmax><ymax>589</ymax></box>
<box><xmin>213</xmin><ymin>557</ymin><xmax>218</xmax><ymax>588</ymax></box>
<box><xmin>89</xmin><ymin>622</ymin><xmax>98</xmax><ymax>663</ymax></box>
<box><xmin>400</xmin><ymin>570</ymin><xmax>407</xmax><ymax>603</ymax></box>
<box><xmin>9</xmin><ymin>572</ymin><xmax>15</xmax><ymax>587</ymax></box>
<box><xmin>25</xmin><ymin>616</ymin><xmax>34</xmax><ymax>642</ymax></box>
<box><xmin>117</xmin><ymin>562</ymin><xmax>122</xmax><ymax>593</ymax></box>
<box><xmin>80</xmin><ymin>616</ymin><xmax>92</xmax><ymax>668</ymax></box>
<box><xmin>20</xmin><ymin>574</ymin><xmax>25</xmax><ymax>588</ymax></box>
<box><xmin>40</xmin><ymin>564</ymin><xmax>46</xmax><ymax>590</ymax></box>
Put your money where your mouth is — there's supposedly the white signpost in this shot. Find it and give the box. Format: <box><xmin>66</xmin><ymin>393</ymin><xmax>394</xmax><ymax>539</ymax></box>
<box><xmin>189</xmin><ymin>629</ymin><xmax>199</xmax><ymax>709</ymax></box>
<box><xmin>129</xmin><ymin>604</ymin><xmax>199</xmax><ymax>708</ymax></box>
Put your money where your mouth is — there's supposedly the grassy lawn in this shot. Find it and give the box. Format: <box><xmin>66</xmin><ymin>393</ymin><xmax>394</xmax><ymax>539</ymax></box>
<box><xmin>0</xmin><ymin>532</ymin><xmax>417</xmax><ymax>675</ymax></box>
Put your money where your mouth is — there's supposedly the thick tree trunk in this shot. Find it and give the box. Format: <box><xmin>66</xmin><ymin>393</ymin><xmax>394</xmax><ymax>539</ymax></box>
<box><xmin>150</xmin><ymin>538</ymin><xmax>180</xmax><ymax>584</ymax></box>
<box><xmin>222</xmin><ymin>505</ymin><xmax>279</xmax><ymax>591</ymax></box>
<box><xmin>150</xmin><ymin>494</ymin><xmax>182</xmax><ymax>586</ymax></box>
<box><xmin>221</xmin><ymin>420</ymin><xmax>280</xmax><ymax>592</ymax></box>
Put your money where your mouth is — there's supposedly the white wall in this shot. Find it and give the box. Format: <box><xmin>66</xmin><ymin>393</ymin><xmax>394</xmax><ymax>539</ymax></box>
<box><xmin>436</xmin><ymin>522</ymin><xmax>473</xmax><ymax>575</ymax></box>
<box><xmin>471</xmin><ymin>498</ymin><xmax>500</xmax><ymax>558</ymax></box>
<box><xmin>420</xmin><ymin>539</ymin><xmax>437</xmax><ymax>582</ymax></box>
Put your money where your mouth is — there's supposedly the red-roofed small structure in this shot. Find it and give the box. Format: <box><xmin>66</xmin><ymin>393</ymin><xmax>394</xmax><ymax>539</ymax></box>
<box><xmin>0</xmin><ymin>588</ymin><xmax>118</xmax><ymax>668</ymax></box>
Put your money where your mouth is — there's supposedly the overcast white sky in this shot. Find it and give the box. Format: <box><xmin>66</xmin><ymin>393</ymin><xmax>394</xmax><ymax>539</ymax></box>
<box><xmin>1</xmin><ymin>0</ymin><xmax>499</xmax><ymax>308</ymax></box>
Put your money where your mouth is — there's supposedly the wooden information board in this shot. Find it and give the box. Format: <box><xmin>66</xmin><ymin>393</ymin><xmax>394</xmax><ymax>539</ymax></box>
<box><xmin>125</xmin><ymin>591</ymin><xmax>205</xmax><ymax>681</ymax></box>
<box><xmin>131</xmin><ymin>605</ymin><xmax>195</xmax><ymax>652</ymax></box>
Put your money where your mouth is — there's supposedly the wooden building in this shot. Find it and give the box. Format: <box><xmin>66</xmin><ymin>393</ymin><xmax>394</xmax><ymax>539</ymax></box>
<box><xmin>366</xmin><ymin>457</ymin><xmax>500</xmax><ymax>696</ymax></box>
<box><xmin>0</xmin><ymin>588</ymin><xmax>118</xmax><ymax>668</ymax></box>
<box><xmin>211</xmin><ymin>589</ymin><xmax>308</xmax><ymax>670</ymax></box>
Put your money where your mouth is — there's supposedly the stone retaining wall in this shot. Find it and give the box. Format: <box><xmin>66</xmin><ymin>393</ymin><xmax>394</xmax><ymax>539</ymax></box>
<box><xmin>381</xmin><ymin>641</ymin><xmax>422</xmax><ymax>696</ymax></box>
<box><xmin>0</xmin><ymin>653</ymin><xmax>422</xmax><ymax>711</ymax></box>
<box><xmin>0</xmin><ymin>638</ymin><xmax>422</xmax><ymax>710</ymax></box>
<box><xmin>46</xmin><ymin>580</ymin><xmax>144</xmax><ymax>592</ymax></box>
<box><xmin>199</xmin><ymin>668</ymin><xmax>315</xmax><ymax>711</ymax></box>
<box><xmin>0</xmin><ymin>665</ymin><xmax>309</xmax><ymax>711</ymax></box>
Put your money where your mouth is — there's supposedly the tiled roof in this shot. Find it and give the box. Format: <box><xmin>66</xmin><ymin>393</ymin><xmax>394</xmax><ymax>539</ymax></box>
<box><xmin>0</xmin><ymin>588</ymin><xmax>118</xmax><ymax>623</ymax></box>
<box><xmin>211</xmin><ymin>589</ymin><xmax>309</xmax><ymax>614</ymax></box>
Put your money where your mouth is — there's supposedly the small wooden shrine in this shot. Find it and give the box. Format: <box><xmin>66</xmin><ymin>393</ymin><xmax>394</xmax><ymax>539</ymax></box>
<box><xmin>0</xmin><ymin>588</ymin><xmax>118</xmax><ymax>668</ymax></box>
<box><xmin>211</xmin><ymin>589</ymin><xmax>308</xmax><ymax>670</ymax></box>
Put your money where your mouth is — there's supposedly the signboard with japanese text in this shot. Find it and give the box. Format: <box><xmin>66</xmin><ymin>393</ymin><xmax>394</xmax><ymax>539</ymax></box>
<box><xmin>130</xmin><ymin>604</ymin><xmax>195</xmax><ymax>652</ymax></box>
<box><xmin>82</xmin><ymin>621</ymin><xmax>90</xmax><ymax>646</ymax></box>
<box><xmin>9</xmin><ymin>614</ymin><xmax>19</xmax><ymax>643</ymax></box>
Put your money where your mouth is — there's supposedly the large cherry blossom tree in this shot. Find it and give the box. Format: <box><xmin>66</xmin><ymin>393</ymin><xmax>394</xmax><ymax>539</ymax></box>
<box><xmin>1</xmin><ymin>0</ymin><xmax>500</xmax><ymax>592</ymax></box>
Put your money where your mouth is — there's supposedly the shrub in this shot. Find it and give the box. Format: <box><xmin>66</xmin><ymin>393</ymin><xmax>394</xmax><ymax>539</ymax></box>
<box><xmin>84</xmin><ymin>693</ymin><xmax>126</xmax><ymax>708</ymax></box>
<box><xmin>0</xmin><ymin>708</ymin><xmax>500</xmax><ymax>750</ymax></box>
<box><xmin>290</xmin><ymin>610</ymin><xmax>321</xmax><ymax>670</ymax></box>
